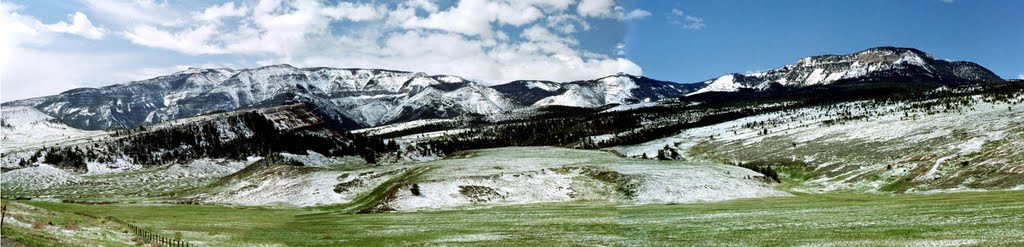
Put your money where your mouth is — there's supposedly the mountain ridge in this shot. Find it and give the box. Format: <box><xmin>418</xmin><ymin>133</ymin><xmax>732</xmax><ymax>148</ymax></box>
<box><xmin>688</xmin><ymin>47</ymin><xmax>1003</xmax><ymax>95</ymax></box>
<box><xmin>2</xmin><ymin>47</ymin><xmax>1006</xmax><ymax>131</ymax></box>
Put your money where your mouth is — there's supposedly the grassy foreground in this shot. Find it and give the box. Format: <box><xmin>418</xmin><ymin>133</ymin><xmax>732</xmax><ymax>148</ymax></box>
<box><xmin>3</xmin><ymin>191</ymin><xmax>1023</xmax><ymax>246</ymax></box>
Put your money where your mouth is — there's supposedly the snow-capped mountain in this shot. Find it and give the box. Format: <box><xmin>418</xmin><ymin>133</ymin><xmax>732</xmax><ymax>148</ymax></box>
<box><xmin>2</xmin><ymin>47</ymin><xmax>1006</xmax><ymax>131</ymax></box>
<box><xmin>5</xmin><ymin>65</ymin><xmax>518</xmax><ymax>130</ymax></box>
<box><xmin>689</xmin><ymin>47</ymin><xmax>1004</xmax><ymax>95</ymax></box>
<box><xmin>163</xmin><ymin>65</ymin><xmax>518</xmax><ymax>128</ymax></box>
<box><xmin>5</xmin><ymin>68</ymin><xmax>236</xmax><ymax>130</ymax></box>
<box><xmin>491</xmin><ymin>73</ymin><xmax>700</xmax><ymax>108</ymax></box>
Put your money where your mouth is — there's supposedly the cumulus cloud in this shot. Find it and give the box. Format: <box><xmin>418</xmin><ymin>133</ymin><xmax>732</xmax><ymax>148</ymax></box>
<box><xmin>4</xmin><ymin>0</ymin><xmax>650</xmax><ymax>100</ymax></box>
<box><xmin>545</xmin><ymin>13</ymin><xmax>590</xmax><ymax>34</ymax></box>
<box><xmin>0</xmin><ymin>2</ymin><xmax>121</xmax><ymax>100</ymax></box>
<box><xmin>43</xmin><ymin>12</ymin><xmax>107</xmax><ymax>39</ymax></box>
<box><xmin>116</xmin><ymin>0</ymin><xmax>643</xmax><ymax>85</ymax></box>
<box><xmin>81</xmin><ymin>0</ymin><xmax>186</xmax><ymax>27</ymax></box>
<box><xmin>396</xmin><ymin>0</ymin><xmax>548</xmax><ymax>36</ymax></box>
<box><xmin>196</xmin><ymin>2</ymin><xmax>249</xmax><ymax>23</ymax></box>
<box><xmin>0</xmin><ymin>5</ymin><xmax>106</xmax><ymax>42</ymax></box>
<box><xmin>321</xmin><ymin>2</ymin><xmax>385</xmax><ymax>21</ymax></box>
<box><xmin>617</xmin><ymin>58</ymin><xmax>643</xmax><ymax>76</ymax></box>
<box><xmin>123</xmin><ymin>24</ymin><xmax>223</xmax><ymax>55</ymax></box>
<box><xmin>577</xmin><ymin>0</ymin><xmax>616</xmax><ymax>18</ymax></box>
<box><xmin>1018</xmin><ymin>73</ymin><xmax>1023</xmax><ymax>80</ymax></box>
<box><xmin>577</xmin><ymin>0</ymin><xmax>650</xmax><ymax>21</ymax></box>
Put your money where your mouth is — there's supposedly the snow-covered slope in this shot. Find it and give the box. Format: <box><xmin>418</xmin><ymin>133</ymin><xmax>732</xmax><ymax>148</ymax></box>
<box><xmin>189</xmin><ymin>147</ymin><xmax>787</xmax><ymax>209</ymax></box>
<box><xmin>689</xmin><ymin>47</ymin><xmax>1004</xmax><ymax>95</ymax></box>
<box><xmin>493</xmin><ymin>74</ymin><xmax>699</xmax><ymax>108</ymax></box>
<box><xmin>197</xmin><ymin>162</ymin><xmax>405</xmax><ymax>207</ymax></box>
<box><xmin>0</xmin><ymin>163</ymin><xmax>82</xmax><ymax>191</ymax></box>
<box><xmin>384</xmin><ymin>147</ymin><xmax>788</xmax><ymax>211</ymax></box>
<box><xmin>18</xmin><ymin>68</ymin><xmax>236</xmax><ymax>130</ymax></box>
<box><xmin>616</xmin><ymin>89</ymin><xmax>1024</xmax><ymax>192</ymax></box>
<box><xmin>1</xmin><ymin>106</ymin><xmax>105</xmax><ymax>154</ymax></box>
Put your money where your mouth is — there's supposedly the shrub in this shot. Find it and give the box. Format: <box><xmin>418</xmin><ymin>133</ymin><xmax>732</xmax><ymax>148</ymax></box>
<box><xmin>411</xmin><ymin>183</ymin><xmax>421</xmax><ymax>196</ymax></box>
<box><xmin>32</xmin><ymin>220</ymin><xmax>47</xmax><ymax>230</ymax></box>
<box><xmin>65</xmin><ymin>221</ymin><xmax>81</xmax><ymax>230</ymax></box>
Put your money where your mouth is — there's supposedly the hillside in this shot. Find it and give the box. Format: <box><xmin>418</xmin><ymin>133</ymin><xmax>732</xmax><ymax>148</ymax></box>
<box><xmin>616</xmin><ymin>84</ymin><xmax>1024</xmax><ymax>192</ymax></box>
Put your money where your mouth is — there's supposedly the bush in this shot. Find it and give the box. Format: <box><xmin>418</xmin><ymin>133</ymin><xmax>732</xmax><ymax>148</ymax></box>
<box><xmin>32</xmin><ymin>220</ymin><xmax>47</xmax><ymax>230</ymax></box>
<box><xmin>410</xmin><ymin>183</ymin><xmax>421</xmax><ymax>196</ymax></box>
<box><xmin>64</xmin><ymin>221</ymin><xmax>81</xmax><ymax>230</ymax></box>
<box><xmin>738</xmin><ymin>162</ymin><xmax>781</xmax><ymax>183</ymax></box>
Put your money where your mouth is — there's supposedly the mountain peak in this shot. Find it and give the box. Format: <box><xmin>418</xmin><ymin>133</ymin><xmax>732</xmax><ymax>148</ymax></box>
<box><xmin>246</xmin><ymin>64</ymin><xmax>298</xmax><ymax>72</ymax></box>
<box><xmin>584</xmin><ymin>73</ymin><xmax>642</xmax><ymax>84</ymax></box>
<box><xmin>797</xmin><ymin>46</ymin><xmax>933</xmax><ymax>66</ymax></box>
<box><xmin>690</xmin><ymin>47</ymin><xmax>1003</xmax><ymax>95</ymax></box>
<box><xmin>860</xmin><ymin>46</ymin><xmax>926</xmax><ymax>54</ymax></box>
<box><xmin>174</xmin><ymin>66</ymin><xmax>236</xmax><ymax>75</ymax></box>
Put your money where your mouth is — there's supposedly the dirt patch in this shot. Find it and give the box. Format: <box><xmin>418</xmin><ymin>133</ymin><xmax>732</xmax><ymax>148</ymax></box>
<box><xmin>458</xmin><ymin>185</ymin><xmax>504</xmax><ymax>203</ymax></box>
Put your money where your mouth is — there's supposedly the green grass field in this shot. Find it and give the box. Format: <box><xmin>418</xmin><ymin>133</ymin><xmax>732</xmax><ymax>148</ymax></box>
<box><xmin>5</xmin><ymin>191</ymin><xmax>1023</xmax><ymax>246</ymax></box>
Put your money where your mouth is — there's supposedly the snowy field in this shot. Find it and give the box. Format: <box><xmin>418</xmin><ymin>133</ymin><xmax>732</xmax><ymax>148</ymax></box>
<box><xmin>2</xmin><ymin>158</ymin><xmax>254</xmax><ymax>201</ymax></box>
<box><xmin>3</xmin><ymin>145</ymin><xmax>787</xmax><ymax>211</ymax></box>
<box><xmin>384</xmin><ymin>147</ymin><xmax>787</xmax><ymax>211</ymax></box>
<box><xmin>1</xmin><ymin>107</ymin><xmax>107</xmax><ymax>157</ymax></box>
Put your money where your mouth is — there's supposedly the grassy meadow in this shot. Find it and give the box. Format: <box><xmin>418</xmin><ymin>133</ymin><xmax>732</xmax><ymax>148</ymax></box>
<box><xmin>3</xmin><ymin>190</ymin><xmax>1022</xmax><ymax>246</ymax></box>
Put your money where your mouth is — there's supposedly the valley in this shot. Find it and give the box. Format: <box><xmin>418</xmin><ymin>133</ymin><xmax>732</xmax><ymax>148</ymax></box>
<box><xmin>2</xmin><ymin>47</ymin><xmax>1023</xmax><ymax>246</ymax></box>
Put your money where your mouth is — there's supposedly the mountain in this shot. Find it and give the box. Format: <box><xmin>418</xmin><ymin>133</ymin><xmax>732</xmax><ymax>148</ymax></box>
<box><xmin>0</xmin><ymin>102</ymin><xmax>398</xmax><ymax>171</ymax></box>
<box><xmin>5</xmin><ymin>65</ymin><xmax>519</xmax><ymax>130</ymax></box>
<box><xmin>491</xmin><ymin>73</ymin><xmax>700</xmax><ymax>108</ymax></box>
<box><xmin>4</xmin><ymin>65</ymin><xmax>698</xmax><ymax>131</ymax></box>
<box><xmin>689</xmin><ymin>47</ymin><xmax>1004</xmax><ymax>95</ymax></box>
<box><xmin>2</xmin><ymin>47</ymin><xmax>1007</xmax><ymax>132</ymax></box>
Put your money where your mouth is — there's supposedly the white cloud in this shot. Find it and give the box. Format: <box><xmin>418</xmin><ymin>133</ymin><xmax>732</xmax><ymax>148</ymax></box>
<box><xmin>321</xmin><ymin>2</ymin><xmax>385</xmax><ymax>21</ymax></box>
<box><xmin>617</xmin><ymin>58</ymin><xmax>643</xmax><ymax>76</ymax></box>
<box><xmin>546</xmin><ymin>13</ymin><xmax>590</xmax><ymax>34</ymax></box>
<box><xmin>114</xmin><ymin>0</ymin><xmax>642</xmax><ymax>85</ymax></box>
<box><xmin>668</xmin><ymin>8</ymin><xmax>705</xmax><ymax>30</ymax></box>
<box><xmin>5</xmin><ymin>0</ymin><xmax>650</xmax><ymax>101</ymax></box>
<box><xmin>396</xmin><ymin>0</ymin><xmax>548</xmax><ymax>36</ymax></box>
<box><xmin>43</xmin><ymin>12</ymin><xmax>107</xmax><ymax>39</ymax></box>
<box><xmin>403</xmin><ymin>0</ymin><xmax>440</xmax><ymax>13</ymax></box>
<box><xmin>1018</xmin><ymin>73</ymin><xmax>1023</xmax><ymax>80</ymax></box>
<box><xmin>578</xmin><ymin>0</ymin><xmax>616</xmax><ymax>18</ymax></box>
<box><xmin>287</xmin><ymin>24</ymin><xmax>635</xmax><ymax>85</ymax></box>
<box><xmin>196</xmin><ymin>2</ymin><xmax>249</xmax><ymax>23</ymax></box>
<box><xmin>682</xmin><ymin>16</ymin><xmax>706</xmax><ymax>29</ymax></box>
<box><xmin>622</xmin><ymin>9</ymin><xmax>651</xmax><ymax>20</ymax></box>
<box><xmin>0</xmin><ymin>2</ymin><xmax>123</xmax><ymax>100</ymax></box>
<box><xmin>939</xmin><ymin>0</ymin><xmax>955</xmax><ymax>3</ymax></box>
<box><xmin>577</xmin><ymin>0</ymin><xmax>650</xmax><ymax>21</ymax></box>
<box><xmin>123</xmin><ymin>24</ymin><xmax>223</xmax><ymax>55</ymax></box>
<box><xmin>0</xmin><ymin>4</ymin><xmax>106</xmax><ymax>42</ymax></box>
<box><xmin>0</xmin><ymin>3</ymin><xmax>49</xmax><ymax>49</ymax></box>
<box><xmin>81</xmin><ymin>0</ymin><xmax>185</xmax><ymax>27</ymax></box>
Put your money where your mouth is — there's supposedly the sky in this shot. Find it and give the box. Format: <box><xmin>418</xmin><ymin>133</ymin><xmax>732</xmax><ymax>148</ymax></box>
<box><xmin>1</xmin><ymin>0</ymin><xmax>1021</xmax><ymax>101</ymax></box>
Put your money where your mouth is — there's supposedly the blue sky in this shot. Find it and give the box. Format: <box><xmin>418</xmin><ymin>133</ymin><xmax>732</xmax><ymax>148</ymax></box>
<box><xmin>623</xmin><ymin>0</ymin><xmax>1024</xmax><ymax>83</ymax></box>
<box><xmin>1</xmin><ymin>0</ymin><xmax>1021</xmax><ymax>101</ymax></box>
